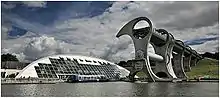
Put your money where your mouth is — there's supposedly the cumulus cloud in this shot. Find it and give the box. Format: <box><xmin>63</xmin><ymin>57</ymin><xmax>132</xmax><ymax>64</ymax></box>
<box><xmin>191</xmin><ymin>40</ymin><xmax>219</xmax><ymax>53</ymax></box>
<box><xmin>50</xmin><ymin>1</ymin><xmax>218</xmax><ymax>62</ymax></box>
<box><xmin>2</xmin><ymin>34</ymin><xmax>72</xmax><ymax>62</ymax></box>
<box><xmin>22</xmin><ymin>1</ymin><xmax>47</xmax><ymax>8</ymax></box>
<box><xmin>1</xmin><ymin>1</ymin><xmax>219</xmax><ymax>63</ymax></box>
<box><xmin>23</xmin><ymin>35</ymin><xmax>69</xmax><ymax>60</ymax></box>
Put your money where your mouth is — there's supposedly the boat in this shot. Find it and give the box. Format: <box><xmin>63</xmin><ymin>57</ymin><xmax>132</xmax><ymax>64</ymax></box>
<box><xmin>66</xmin><ymin>74</ymin><xmax>109</xmax><ymax>83</ymax></box>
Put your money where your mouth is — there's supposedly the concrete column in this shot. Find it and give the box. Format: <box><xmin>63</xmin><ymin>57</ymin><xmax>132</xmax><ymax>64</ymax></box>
<box><xmin>183</xmin><ymin>55</ymin><xmax>192</xmax><ymax>72</ymax></box>
<box><xmin>190</xmin><ymin>58</ymin><xmax>197</xmax><ymax>67</ymax></box>
<box><xmin>116</xmin><ymin>17</ymin><xmax>179</xmax><ymax>82</ymax></box>
<box><xmin>152</xmin><ymin>29</ymin><xmax>177</xmax><ymax>79</ymax></box>
<box><xmin>116</xmin><ymin>17</ymin><xmax>159</xmax><ymax>82</ymax></box>
<box><xmin>172</xmin><ymin>53</ymin><xmax>188</xmax><ymax>79</ymax></box>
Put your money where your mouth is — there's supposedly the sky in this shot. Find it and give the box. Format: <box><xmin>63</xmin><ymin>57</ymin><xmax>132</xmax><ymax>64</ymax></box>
<box><xmin>1</xmin><ymin>1</ymin><xmax>219</xmax><ymax>63</ymax></box>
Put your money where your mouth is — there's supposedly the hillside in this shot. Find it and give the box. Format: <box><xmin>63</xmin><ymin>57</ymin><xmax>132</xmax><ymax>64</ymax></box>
<box><xmin>186</xmin><ymin>58</ymin><xmax>219</xmax><ymax>79</ymax></box>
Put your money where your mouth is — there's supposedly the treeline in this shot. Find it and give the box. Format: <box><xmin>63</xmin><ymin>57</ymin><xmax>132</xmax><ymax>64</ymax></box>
<box><xmin>1</xmin><ymin>53</ymin><xmax>19</xmax><ymax>62</ymax></box>
<box><xmin>201</xmin><ymin>52</ymin><xmax>219</xmax><ymax>60</ymax></box>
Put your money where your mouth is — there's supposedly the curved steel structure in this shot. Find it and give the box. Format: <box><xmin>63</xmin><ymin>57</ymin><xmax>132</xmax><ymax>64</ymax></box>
<box><xmin>116</xmin><ymin>17</ymin><xmax>203</xmax><ymax>82</ymax></box>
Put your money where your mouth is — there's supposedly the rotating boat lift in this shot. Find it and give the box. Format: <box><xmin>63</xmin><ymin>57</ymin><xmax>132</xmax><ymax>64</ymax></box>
<box><xmin>116</xmin><ymin>17</ymin><xmax>203</xmax><ymax>82</ymax></box>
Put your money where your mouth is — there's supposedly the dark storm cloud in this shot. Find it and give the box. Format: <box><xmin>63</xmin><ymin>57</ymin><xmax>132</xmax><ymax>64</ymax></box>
<box><xmin>164</xmin><ymin>6</ymin><xmax>218</xmax><ymax>30</ymax></box>
<box><xmin>152</xmin><ymin>1</ymin><xmax>219</xmax><ymax>30</ymax></box>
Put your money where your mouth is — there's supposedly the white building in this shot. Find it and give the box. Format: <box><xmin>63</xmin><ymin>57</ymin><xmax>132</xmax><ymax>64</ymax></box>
<box><xmin>15</xmin><ymin>54</ymin><xmax>130</xmax><ymax>81</ymax></box>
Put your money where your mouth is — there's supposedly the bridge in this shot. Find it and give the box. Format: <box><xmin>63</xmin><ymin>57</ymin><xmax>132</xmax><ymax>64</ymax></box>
<box><xmin>116</xmin><ymin>17</ymin><xmax>203</xmax><ymax>82</ymax></box>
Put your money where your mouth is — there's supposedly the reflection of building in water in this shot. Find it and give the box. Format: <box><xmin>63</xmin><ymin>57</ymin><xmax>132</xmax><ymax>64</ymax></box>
<box><xmin>15</xmin><ymin>54</ymin><xmax>130</xmax><ymax>81</ymax></box>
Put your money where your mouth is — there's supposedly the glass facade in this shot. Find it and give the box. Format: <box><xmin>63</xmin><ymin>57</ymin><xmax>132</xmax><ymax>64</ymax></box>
<box><xmin>34</xmin><ymin>57</ymin><xmax>120</xmax><ymax>80</ymax></box>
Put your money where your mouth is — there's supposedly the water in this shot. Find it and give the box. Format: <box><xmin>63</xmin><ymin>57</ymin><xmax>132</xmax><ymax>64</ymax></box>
<box><xmin>1</xmin><ymin>82</ymin><xmax>219</xmax><ymax>97</ymax></box>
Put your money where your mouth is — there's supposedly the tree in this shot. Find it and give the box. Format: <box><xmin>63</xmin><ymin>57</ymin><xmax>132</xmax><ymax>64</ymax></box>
<box><xmin>117</xmin><ymin>61</ymin><xmax>127</xmax><ymax>67</ymax></box>
<box><xmin>8</xmin><ymin>73</ymin><xmax>16</xmax><ymax>78</ymax></box>
<box><xmin>1</xmin><ymin>53</ymin><xmax>19</xmax><ymax>62</ymax></box>
<box><xmin>201</xmin><ymin>52</ymin><xmax>219</xmax><ymax>60</ymax></box>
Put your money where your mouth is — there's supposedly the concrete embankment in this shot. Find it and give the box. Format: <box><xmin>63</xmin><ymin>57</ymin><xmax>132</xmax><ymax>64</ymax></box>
<box><xmin>1</xmin><ymin>78</ymin><xmax>64</xmax><ymax>85</ymax></box>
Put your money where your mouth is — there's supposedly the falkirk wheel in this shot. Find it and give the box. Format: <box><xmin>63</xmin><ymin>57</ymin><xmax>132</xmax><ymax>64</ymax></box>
<box><xmin>116</xmin><ymin>17</ymin><xmax>203</xmax><ymax>82</ymax></box>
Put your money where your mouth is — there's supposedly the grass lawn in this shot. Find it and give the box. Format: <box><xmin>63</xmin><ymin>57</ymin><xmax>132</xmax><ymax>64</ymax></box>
<box><xmin>186</xmin><ymin>58</ymin><xmax>219</xmax><ymax>79</ymax></box>
<box><xmin>135</xmin><ymin>58</ymin><xmax>219</xmax><ymax>79</ymax></box>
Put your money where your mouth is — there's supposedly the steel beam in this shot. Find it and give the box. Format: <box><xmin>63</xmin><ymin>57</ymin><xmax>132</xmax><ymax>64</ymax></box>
<box><xmin>148</xmin><ymin>52</ymin><xmax>164</xmax><ymax>61</ymax></box>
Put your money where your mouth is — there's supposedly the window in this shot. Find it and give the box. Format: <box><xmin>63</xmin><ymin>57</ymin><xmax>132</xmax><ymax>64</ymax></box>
<box><xmin>67</xmin><ymin>57</ymin><xmax>71</xmax><ymax>61</ymax></box>
<box><xmin>46</xmin><ymin>70</ymin><xmax>51</xmax><ymax>74</ymax></box>
<box><xmin>64</xmin><ymin>72</ymin><xmax>68</xmax><ymax>74</ymax></box>
<box><xmin>54</xmin><ymin>67</ymin><xmax>58</xmax><ymax>70</ymax></box>
<box><xmin>57</xmin><ymin>59</ymin><xmax>61</xmax><ymax>62</ymax></box>
<box><xmin>85</xmin><ymin>60</ymin><xmax>92</xmax><ymax>62</ymax></box>
<box><xmin>52</xmin><ymin>75</ymin><xmax>57</xmax><ymax>78</ymax></box>
<box><xmin>98</xmin><ymin>61</ymin><xmax>102</xmax><ymax>64</ymax></box>
<box><xmin>55</xmin><ymin>70</ymin><xmax>59</xmax><ymax>73</ymax></box>
<box><xmin>59</xmin><ymin>57</ymin><xmax>64</xmax><ymax>61</ymax></box>
<box><xmin>51</xmin><ymin>71</ymin><xmax>56</xmax><ymax>74</ymax></box>
<box><xmin>38</xmin><ymin>63</ymin><xmax>44</xmax><ymax>67</ymax></box>
<box><xmin>45</xmin><ymin>67</ymin><xmax>49</xmax><ymax>70</ymax></box>
<box><xmin>50</xmin><ymin>60</ymin><xmax>55</xmax><ymax>63</ymax></box>
<box><xmin>93</xmin><ymin>61</ymin><xmax>97</xmax><ymax>63</ymax></box>
<box><xmin>79</xmin><ymin>59</ymin><xmax>84</xmax><ymax>62</ymax></box>
<box><xmin>60</xmin><ymin>71</ymin><xmax>64</xmax><ymax>74</ymax></box>
<box><xmin>62</xmin><ymin>61</ymin><xmax>67</xmax><ymax>64</ymax></box>
<box><xmin>36</xmin><ymin>70</ymin><xmax>41</xmax><ymax>74</ymax></box>
<box><xmin>52</xmin><ymin>64</ymin><xmax>56</xmax><ymax>67</ymax></box>
<box><xmin>54</xmin><ymin>61</ymin><xmax>58</xmax><ymax>64</ymax></box>
<box><xmin>48</xmin><ymin>74</ymin><xmax>53</xmax><ymax>78</ymax></box>
<box><xmin>49</xmin><ymin>67</ymin><xmax>53</xmax><ymax>70</ymax></box>
<box><xmin>40</xmin><ymin>70</ymin><xmax>45</xmax><ymax>74</ymax></box>
<box><xmin>43</xmin><ymin>74</ymin><xmax>48</xmax><ymax>78</ymax></box>
<box><xmin>37</xmin><ymin>74</ymin><xmax>43</xmax><ymax>78</ymax></box>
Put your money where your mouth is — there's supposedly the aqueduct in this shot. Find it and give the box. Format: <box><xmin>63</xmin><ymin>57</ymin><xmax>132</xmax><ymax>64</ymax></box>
<box><xmin>116</xmin><ymin>17</ymin><xmax>203</xmax><ymax>82</ymax></box>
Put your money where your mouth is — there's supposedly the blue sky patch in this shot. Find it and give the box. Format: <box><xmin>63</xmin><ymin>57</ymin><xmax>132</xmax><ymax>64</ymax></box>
<box><xmin>8</xmin><ymin>25</ymin><xmax>27</xmax><ymax>37</ymax></box>
<box><xmin>2</xmin><ymin>1</ymin><xmax>113</xmax><ymax>25</ymax></box>
<box><xmin>184</xmin><ymin>36</ymin><xmax>219</xmax><ymax>45</ymax></box>
<box><xmin>2</xmin><ymin>1</ymin><xmax>114</xmax><ymax>36</ymax></box>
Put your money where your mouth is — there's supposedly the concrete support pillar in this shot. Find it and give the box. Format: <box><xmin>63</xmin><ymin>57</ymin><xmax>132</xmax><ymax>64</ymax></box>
<box><xmin>152</xmin><ymin>29</ymin><xmax>177</xmax><ymax>79</ymax></box>
<box><xmin>183</xmin><ymin>55</ymin><xmax>192</xmax><ymax>72</ymax></box>
<box><xmin>116</xmin><ymin>17</ymin><xmax>180</xmax><ymax>82</ymax></box>
<box><xmin>127</xmin><ymin>59</ymin><xmax>153</xmax><ymax>82</ymax></box>
<box><xmin>116</xmin><ymin>17</ymin><xmax>159</xmax><ymax>82</ymax></box>
<box><xmin>172</xmin><ymin>53</ymin><xmax>188</xmax><ymax>79</ymax></box>
<box><xmin>190</xmin><ymin>58</ymin><xmax>197</xmax><ymax>67</ymax></box>
<box><xmin>172</xmin><ymin>40</ymin><xmax>188</xmax><ymax>80</ymax></box>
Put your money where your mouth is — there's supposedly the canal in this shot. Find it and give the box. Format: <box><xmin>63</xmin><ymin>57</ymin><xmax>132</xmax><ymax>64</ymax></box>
<box><xmin>1</xmin><ymin>82</ymin><xmax>219</xmax><ymax>97</ymax></box>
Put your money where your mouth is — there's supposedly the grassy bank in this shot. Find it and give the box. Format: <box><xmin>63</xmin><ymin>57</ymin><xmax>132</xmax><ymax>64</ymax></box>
<box><xmin>135</xmin><ymin>58</ymin><xmax>219</xmax><ymax>79</ymax></box>
<box><xmin>186</xmin><ymin>58</ymin><xmax>219</xmax><ymax>79</ymax></box>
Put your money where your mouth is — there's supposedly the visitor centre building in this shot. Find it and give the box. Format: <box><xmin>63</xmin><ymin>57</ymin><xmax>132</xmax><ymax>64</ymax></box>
<box><xmin>15</xmin><ymin>54</ymin><xmax>130</xmax><ymax>81</ymax></box>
